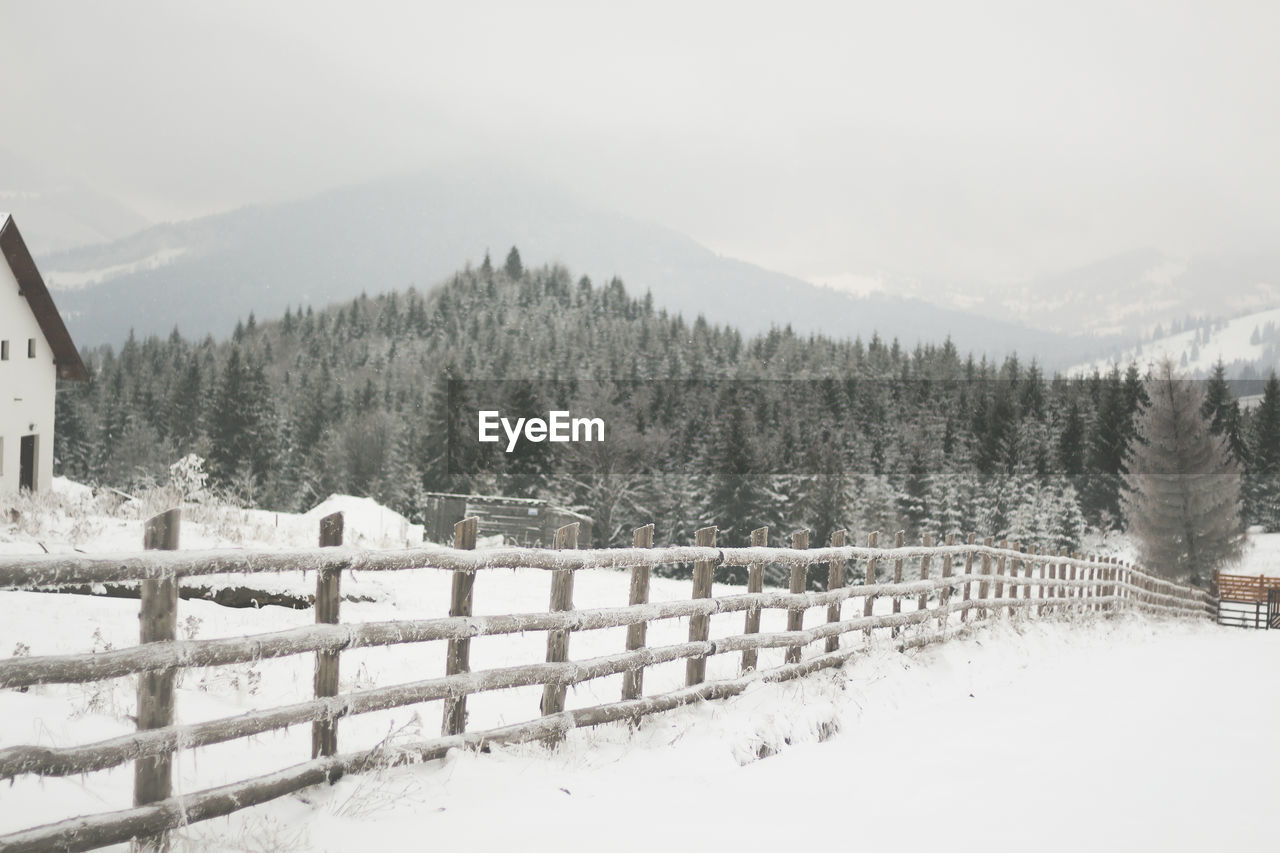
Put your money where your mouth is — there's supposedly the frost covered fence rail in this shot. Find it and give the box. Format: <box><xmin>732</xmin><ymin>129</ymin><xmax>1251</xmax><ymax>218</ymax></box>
<box><xmin>0</xmin><ymin>512</ymin><xmax>1214</xmax><ymax>853</ymax></box>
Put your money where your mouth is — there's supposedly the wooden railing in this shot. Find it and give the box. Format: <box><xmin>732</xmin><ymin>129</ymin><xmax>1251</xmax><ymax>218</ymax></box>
<box><xmin>0</xmin><ymin>512</ymin><xmax>1215</xmax><ymax>852</ymax></box>
<box><xmin>1213</xmin><ymin>571</ymin><xmax>1280</xmax><ymax>603</ymax></box>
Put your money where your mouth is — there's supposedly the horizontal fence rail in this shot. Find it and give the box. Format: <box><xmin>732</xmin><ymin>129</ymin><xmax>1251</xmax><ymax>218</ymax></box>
<box><xmin>0</xmin><ymin>511</ymin><xmax>1215</xmax><ymax>853</ymax></box>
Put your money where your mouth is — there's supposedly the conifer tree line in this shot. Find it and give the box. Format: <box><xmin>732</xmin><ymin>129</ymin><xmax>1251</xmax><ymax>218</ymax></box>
<box><xmin>52</xmin><ymin>249</ymin><xmax>1280</xmax><ymax>556</ymax></box>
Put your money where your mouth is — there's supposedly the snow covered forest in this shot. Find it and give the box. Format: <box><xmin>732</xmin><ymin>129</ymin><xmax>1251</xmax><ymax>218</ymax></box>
<box><xmin>50</xmin><ymin>250</ymin><xmax>1280</xmax><ymax>552</ymax></box>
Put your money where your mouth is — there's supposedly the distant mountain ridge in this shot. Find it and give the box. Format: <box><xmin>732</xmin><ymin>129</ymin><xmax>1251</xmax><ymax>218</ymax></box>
<box><xmin>38</xmin><ymin>172</ymin><xmax>1100</xmax><ymax>367</ymax></box>
<box><xmin>0</xmin><ymin>147</ymin><xmax>151</xmax><ymax>254</ymax></box>
<box><xmin>916</xmin><ymin>248</ymin><xmax>1280</xmax><ymax>341</ymax></box>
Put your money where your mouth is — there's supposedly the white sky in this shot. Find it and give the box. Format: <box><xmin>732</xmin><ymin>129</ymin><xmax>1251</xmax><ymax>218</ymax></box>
<box><xmin>2</xmin><ymin>0</ymin><xmax>1277</xmax><ymax>287</ymax></box>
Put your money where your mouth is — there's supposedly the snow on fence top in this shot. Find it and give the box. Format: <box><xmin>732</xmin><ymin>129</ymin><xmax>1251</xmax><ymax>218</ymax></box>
<box><xmin>0</xmin><ymin>511</ymin><xmax>1215</xmax><ymax>853</ymax></box>
<box><xmin>0</xmin><ymin>540</ymin><xmax>1219</xmax><ymax>595</ymax></box>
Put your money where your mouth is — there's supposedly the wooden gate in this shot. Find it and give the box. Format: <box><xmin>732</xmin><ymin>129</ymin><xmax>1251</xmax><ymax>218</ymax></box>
<box><xmin>1214</xmin><ymin>572</ymin><xmax>1280</xmax><ymax>629</ymax></box>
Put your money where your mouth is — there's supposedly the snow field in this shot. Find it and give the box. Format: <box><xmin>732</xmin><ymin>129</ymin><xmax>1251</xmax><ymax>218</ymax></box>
<box><xmin>2</xmin><ymin>488</ymin><xmax>1277</xmax><ymax>850</ymax></box>
<box><xmin>176</xmin><ymin>616</ymin><xmax>1280</xmax><ymax>853</ymax></box>
<box><xmin>0</xmin><ymin>560</ymin><xmax>878</xmax><ymax>840</ymax></box>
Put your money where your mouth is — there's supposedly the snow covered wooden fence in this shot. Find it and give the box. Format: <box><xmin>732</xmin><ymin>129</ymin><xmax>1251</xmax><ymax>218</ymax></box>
<box><xmin>0</xmin><ymin>511</ymin><xmax>1215</xmax><ymax>852</ymax></box>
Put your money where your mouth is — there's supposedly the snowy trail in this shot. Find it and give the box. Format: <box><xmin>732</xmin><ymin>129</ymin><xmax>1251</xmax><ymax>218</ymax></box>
<box><xmin>180</xmin><ymin>617</ymin><xmax>1278</xmax><ymax>853</ymax></box>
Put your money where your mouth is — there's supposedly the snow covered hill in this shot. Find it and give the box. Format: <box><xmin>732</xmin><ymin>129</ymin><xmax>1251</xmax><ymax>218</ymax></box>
<box><xmin>1069</xmin><ymin>304</ymin><xmax>1280</xmax><ymax>379</ymax></box>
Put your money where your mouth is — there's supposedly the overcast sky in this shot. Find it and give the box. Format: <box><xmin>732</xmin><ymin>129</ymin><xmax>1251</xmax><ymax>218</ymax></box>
<box><xmin>3</xmin><ymin>0</ymin><xmax>1277</xmax><ymax>288</ymax></box>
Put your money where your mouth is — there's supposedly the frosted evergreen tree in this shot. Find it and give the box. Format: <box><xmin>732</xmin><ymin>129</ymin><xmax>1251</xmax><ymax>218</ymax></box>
<box><xmin>504</xmin><ymin>246</ymin><xmax>524</xmax><ymax>279</ymax></box>
<box><xmin>1247</xmin><ymin>372</ymin><xmax>1280</xmax><ymax>530</ymax></box>
<box><xmin>1121</xmin><ymin>360</ymin><xmax>1245</xmax><ymax>583</ymax></box>
<box><xmin>1201</xmin><ymin>360</ymin><xmax>1248</xmax><ymax>463</ymax></box>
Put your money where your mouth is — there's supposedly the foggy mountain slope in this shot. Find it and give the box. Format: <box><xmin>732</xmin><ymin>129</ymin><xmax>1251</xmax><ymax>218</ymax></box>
<box><xmin>39</xmin><ymin>173</ymin><xmax>1092</xmax><ymax>365</ymax></box>
<box><xmin>0</xmin><ymin>148</ymin><xmax>152</xmax><ymax>255</ymax></box>
<box><xmin>1069</xmin><ymin>304</ymin><xmax>1280</xmax><ymax>379</ymax></box>
<box><xmin>925</xmin><ymin>248</ymin><xmax>1280</xmax><ymax>340</ymax></box>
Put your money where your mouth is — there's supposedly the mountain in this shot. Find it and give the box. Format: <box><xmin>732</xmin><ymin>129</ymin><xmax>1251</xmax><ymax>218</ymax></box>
<box><xmin>1069</xmin><ymin>305</ymin><xmax>1280</xmax><ymax>380</ymax></box>
<box><xmin>38</xmin><ymin>172</ymin><xmax>1095</xmax><ymax>366</ymax></box>
<box><xmin>0</xmin><ymin>148</ymin><xmax>151</xmax><ymax>254</ymax></box>
<box><xmin>917</xmin><ymin>248</ymin><xmax>1280</xmax><ymax>341</ymax></box>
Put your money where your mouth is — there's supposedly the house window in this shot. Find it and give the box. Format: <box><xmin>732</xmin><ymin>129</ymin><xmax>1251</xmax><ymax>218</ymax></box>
<box><xmin>28</xmin><ymin>338</ymin><xmax>36</xmax><ymax>358</ymax></box>
<box><xmin>1</xmin><ymin>340</ymin><xmax>8</xmax><ymax>360</ymax></box>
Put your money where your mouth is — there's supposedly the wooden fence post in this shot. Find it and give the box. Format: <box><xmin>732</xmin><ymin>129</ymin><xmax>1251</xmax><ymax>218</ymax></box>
<box><xmin>890</xmin><ymin>530</ymin><xmax>905</xmax><ymax>637</ymax></box>
<box><xmin>787</xmin><ymin>530</ymin><xmax>810</xmax><ymax>664</ymax></box>
<box><xmin>826</xmin><ymin>529</ymin><xmax>847</xmax><ymax>653</ymax></box>
<box><xmin>993</xmin><ymin>540</ymin><xmax>1007</xmax><ymax>617</ymax></box>
<box><xmin>134</xmin><ymin>508</ymin><xmax>180</xmax><ymax>852</ymax></box>
<box><xmin>979</xmin><ymin>537</ymin><xmax>994</xmax><ymax>620</ymax></box>
<box><xmin>1021</xmin><ymin>544</ymin><xmax>1032</xmax><ymax>608</ymax></box>
<box><xmin>939</xmin><ymin>533</ymin><xmax>954</xmax><ymax>631</ymax></box>
<box><xmin>742</xmin><ymin>527</ymin><xmax>768</xmax><ymax>672</ymax></box>
<box><xmin>1006</xmin><ymin>542</ymin><xmax>1019</xmax><ymax>618</ymax></box>
<box><xmin>1050</xmin><ymin>551</ymin><xmax>1061</xmax><ymax>610</ymax></box>
<box><xmin>312</xmin><ymin>512</ymin><xmax>344</xmax><ymax>758</ymax></box>
<box><xmin>863</xmin><ymin>531</ymin><xmax>879</xmax><ymax>639</ymax></box>
<box><xmin>960</xmin><ymin>533</ymin><xmax>976</xmax><ymax>623</ymax></box>
<box><xmin>541</xmin><ymin>522</ymin><xmax>579</xmax><ymax>719</ymax></box>
<box><xmin>1087</xmin><ymin>560</ymin><xmax>1097</xmax><ymax>613</ymax></box>
<box><xmin>686</xmin><ymin>526</ymin><xmax>718</xmax><ymax>686</ymax></box>
<box><xmin>1037</xmin><ymin>549</ymin><xmax>1048</xmax><ymax>616</ymax></box>
<box><xmin>1070</xmin><ymin>554</ymin><xmax>1080</xmax><ymax>613</ymax></box>
<box><xmin>442</xmin><ymin>516</ymin><xmax>478</xmax><ymax>736</ymax></box>
<box><xmin>917</xmin><ymin>532</ymin><xmax>933</xmax><ymax>615</ymax></box>
<box><xmin>622</xmin><ymin>524</ymin><xmax>655</xmax><ymax>701</ymax></box>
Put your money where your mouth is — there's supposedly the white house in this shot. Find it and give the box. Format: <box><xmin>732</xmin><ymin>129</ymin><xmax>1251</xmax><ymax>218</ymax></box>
<box><xmin>1</xmin><ymin>212</ymin><xmax>88</xmax><ymax>493</ymax></box>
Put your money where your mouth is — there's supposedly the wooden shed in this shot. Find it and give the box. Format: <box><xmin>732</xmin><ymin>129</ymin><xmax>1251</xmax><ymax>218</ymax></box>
<box><xmin>420</xmin><ymin>492</ymin><xmax>593</xmax><ymax>547</ymax></box>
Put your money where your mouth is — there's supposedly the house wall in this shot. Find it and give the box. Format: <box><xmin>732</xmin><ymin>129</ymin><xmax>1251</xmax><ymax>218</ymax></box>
<box><xmin>0</xmin><ymin>256</ymin><xmax>56</xmax><ymax>493</ymax></box>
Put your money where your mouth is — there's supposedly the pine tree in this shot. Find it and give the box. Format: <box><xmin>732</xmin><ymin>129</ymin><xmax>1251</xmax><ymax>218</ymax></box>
<box><xmin>207</xmin><ymin>348</ymin><xmax>277</xmax><ymax>490</ymax></box>
<box><xmin>705</xmin><ymin>392</ymin><xmax>775</xmax><ymax>543</ymax></box>
<box><xmin>808</xmin><ymin>437</ymin><xmax>849</xmax><ymax>549</ymax></box>
<box><xmin>1201</xmin><ymin>360</ymin><xmax>1248</xmax><ymax>464</ymax></box>
<box><xmin>1247</xmin><ymin>372</ymin><xmax>1280</xmax><ymax>530</ymax></box>
<box><xmin>504</xmin><ymin>246</ymin><xmax>523</xmax><ymax>280</ymax></box>
<box><xmin>1057</xmin><ymin>400</ymin><xmax>1085</xmax><ymax>478</ymax></box>
<box><xmin>1121</xmin><ymin>360</ymin><xmax>1245</xmax><ymax>583</ymax></box>
<box><xmin>1084</xmin><ymin>367</ymin><xmax>1134</xmax><ymax>528</ymax></box>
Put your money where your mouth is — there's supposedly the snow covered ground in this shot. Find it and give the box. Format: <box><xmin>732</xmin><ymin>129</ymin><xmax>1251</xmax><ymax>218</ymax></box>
<box><xmin>229</xmin><ymin>617</ymin><xmax>1273</xmax><ymax>853</ymax></box>
<box><xmin>1069</xmin><ymin>304</ymin><xmax>1280</xmax><ymax>378</ymax></box>
<box><xmin>1</xmin><ymin>486</ymin><xmax>1277</xmax><ymax>851</ymax></box>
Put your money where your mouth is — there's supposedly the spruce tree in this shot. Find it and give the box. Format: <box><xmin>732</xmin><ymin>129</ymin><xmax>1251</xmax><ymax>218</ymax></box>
<box><xmin>504</xmin><ymin>246</ymin><xmax>524</xmax><ymax>280</ymax></box>
<box><xmin>1121</xmin><ymin>360</ymin><xmax>1245</xmax><ymax>583</ymax></box>
<box><xmin>1201</xmin><ymin>360</ymin><xmax>1248</xmax><ymax>464</ymax></box>
<box><xmin>1083</xmin><ymin>368</ymin><xmax>1131</xmax><ymax>528</ymax></box>
<box><xmin>1247</xmin><ymin>372</ymin><xmax>1280</xmax><ymax>530</ymax></box>
<box><xmin>705</xmin><ymin>392</ymin><xmax>775</xmax><ymax>543</ymax></box>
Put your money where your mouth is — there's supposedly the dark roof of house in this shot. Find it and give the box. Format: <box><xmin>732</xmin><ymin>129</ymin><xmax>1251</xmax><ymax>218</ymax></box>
<box><xmin>0</xmin><ymin>213</ymin><xmax>89</xmax><ymax>381</ymax></box>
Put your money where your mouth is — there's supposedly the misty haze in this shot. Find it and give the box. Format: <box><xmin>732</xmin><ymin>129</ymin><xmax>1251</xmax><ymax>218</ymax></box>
<box><xmin>1</xmin><ymin>3</ymin><xmax>1278</xmax><ymax>853</ymax></box>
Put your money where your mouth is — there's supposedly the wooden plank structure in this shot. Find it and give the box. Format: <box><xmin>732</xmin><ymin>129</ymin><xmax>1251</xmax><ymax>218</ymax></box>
<box><xmin>1213</xmin><ymin>571</ymin><xmax>1280</xmax><ymax>629</ymax></box>
<box><xmin>0</xmin><ymin>518</ymin><xmax>1217</xmax><ymax>853</ymax></box>
<box><xmin>420</xmin><ymin>492</ymin><xmax>592</xmax><ymax>547</ymax></box>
